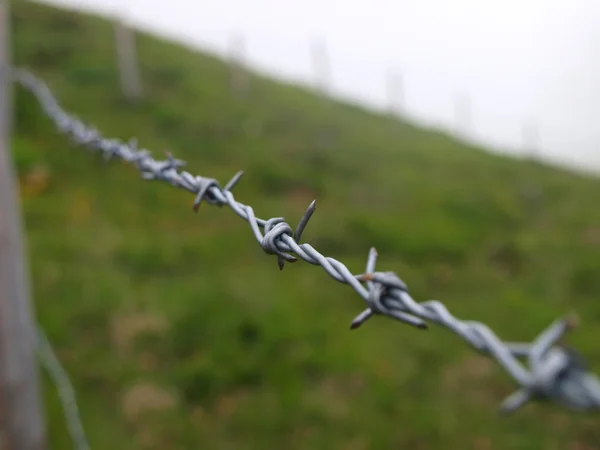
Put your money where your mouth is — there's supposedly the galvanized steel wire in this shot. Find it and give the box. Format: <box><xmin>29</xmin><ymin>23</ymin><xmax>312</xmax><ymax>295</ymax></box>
<box><xmin>36</xmin><ymin>329</ymin><xmax>90</xmax><ymax>450</ymax></box>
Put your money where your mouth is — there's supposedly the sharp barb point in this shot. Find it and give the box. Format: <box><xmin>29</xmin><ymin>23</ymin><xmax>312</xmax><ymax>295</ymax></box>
<box><xmin>224</xmin><ymin>170</ymin><xmax>245</xmax><ymax>191</ymax></box>
<box><xmin>294</xmin><ymin>198</ymin><xmax>317</xmax><ymax>242</ymax></box>
<box><xmin>365</xmin><ymin>247</ymin><xmax>378</xmax><ymax>274</ymax></box>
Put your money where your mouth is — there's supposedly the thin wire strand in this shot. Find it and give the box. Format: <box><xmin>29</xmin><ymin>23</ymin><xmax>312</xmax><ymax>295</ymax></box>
<box><xmin>36</xmin><ymin>329</ymin><xmax>90</xmax><ymax>450</ymax></box>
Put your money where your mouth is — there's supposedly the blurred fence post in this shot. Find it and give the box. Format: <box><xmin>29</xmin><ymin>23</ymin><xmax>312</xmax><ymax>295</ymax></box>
<box><xmin>113</xmin><ymin>17</ymin><xmax>142</xmax><ymax>102</ymax></box>
<box><xmin>310</xmin><ymin>36</ymin><xmax>330</xmax><ymax>97</ymax></box>
<box><xmin>0</xmin><ymin>0</ymin><xmax>47</xmax><ymax>448</ymax></box>
<box><xmin>228</xmin><ymin>32</ymin><xmax>249</xmax><ymax>97</ymax></box>
<box><xmin>386</xmin><ymin>70</ymin><xmax>404</xmax><ymax>116</ymax></box>
<box><xmin>453</xmin><ymin>90</ymin><xmax>471</xmax><ymax>137</ymax></box>
<box><xmin>522</xmin><ymin>120</ymin><xmax>540</xmax><ymax>159</ymax></box>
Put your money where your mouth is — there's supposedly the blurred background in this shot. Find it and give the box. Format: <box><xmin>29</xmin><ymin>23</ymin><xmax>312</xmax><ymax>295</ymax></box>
<box><xmin>5</xmin><ymin>0</ymin><xmax>600</xmax><ymax>448</ymax></box>
<box><xmin>40</xmin><ymin>0</ymin><xmax>600</xmax><ymax>173</ymax></box>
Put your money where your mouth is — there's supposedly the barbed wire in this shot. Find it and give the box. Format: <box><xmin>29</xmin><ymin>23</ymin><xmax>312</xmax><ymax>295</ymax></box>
<box><xmin>12</xmin><ymin>68</ymin><xmax>600</xmax><ymax>421</ymax></box>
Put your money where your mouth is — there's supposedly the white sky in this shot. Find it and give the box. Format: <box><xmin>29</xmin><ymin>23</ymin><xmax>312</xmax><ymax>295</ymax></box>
<box><xmin>38</xmin><ymin>0</ymin><xmax>600</xmax><ymax>173</ymax></box>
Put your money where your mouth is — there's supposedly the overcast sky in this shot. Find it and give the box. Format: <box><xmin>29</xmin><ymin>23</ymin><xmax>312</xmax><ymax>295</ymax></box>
<box><xmin>38</xmin><ymin>0</ymin><xmax>600</xmax><ymax>173</ymax></box>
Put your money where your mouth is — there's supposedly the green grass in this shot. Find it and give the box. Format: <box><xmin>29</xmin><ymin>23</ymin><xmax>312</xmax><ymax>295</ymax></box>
<box><xmin>9</xmin><ymin>1</ymin><xmax>600</xmax><ymax>448</ymax></box>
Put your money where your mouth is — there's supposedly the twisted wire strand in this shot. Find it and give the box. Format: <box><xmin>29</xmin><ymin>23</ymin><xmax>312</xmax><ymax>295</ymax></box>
<box><xmin>12</xmin><ymin>68</ymin><xmax>600</xmax><ymax>415</ymax></box>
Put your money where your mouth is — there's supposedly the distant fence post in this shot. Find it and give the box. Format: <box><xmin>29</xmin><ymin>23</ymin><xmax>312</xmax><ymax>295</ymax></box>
<box><xmin>0</xmin><ymin>0</ymin><xmax>47</xmax><ymax>448</ymax></box>
<box><xmin>310</xmin><ymin>36</ymin><xmax>330</xmax><ymax>97</ymax></box>
<box><xmin>228</xmin><ymin>32</ymin><xmax>249</xmax><ymax>97</ymax></box>
<box><xmin>386</xmin><ymin>70</ymin><xmax>404</xmax><ymax>116</ymax></box>
<box><xmin>522</xmin><ymin>120</ymin><xmax>540</xmax><ymax>158</ymax></box>
<box><xmin>113</xmin><ymin>17</ymin><xmax>142</xmax><ymax>102</ymax></box>
<box><xmin>453</xmin><ymin>91</ymin><xmax>471</xmax><ymax>137</ymax></box>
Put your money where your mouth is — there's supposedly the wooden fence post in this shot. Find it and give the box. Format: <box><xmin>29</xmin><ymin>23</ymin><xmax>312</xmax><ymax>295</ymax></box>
<box><xmin>522</xmin><ymin>120</ymin><xmax>540</xmax><ymax>158</ymax></box>
<box><xmin>310</xmin><ymin>36</ymin><xmax>330</xmax><ymax>96</ymax></box>
<box><xmin>228</xmin><ymin>32</ymin><xmax>249</xmax><ymax>97</ymax></box>
<box><xmin>453</xmin><ymin>91</ymin><xmax>471</xmax><ymax>137</ymax></box>
<box><xmin>113</xmin><ymin>17</ymin><xmax>142</xmax><ymax>101</ymax></box>
<box><xmin>386</xmin><ymin>70</ymin><xmax>404</xmax><ymax>116</ymax></box>
<box><xmin>0</xmin><ymin>0</ymin><xmax>47</xmax><ymax>448</ymax></box>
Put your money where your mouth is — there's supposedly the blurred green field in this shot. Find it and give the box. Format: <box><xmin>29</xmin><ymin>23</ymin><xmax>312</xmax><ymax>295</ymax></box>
<box><xmin>10</xmin><ymin>2</ymin><xmax>600</xmax><ymax>449</ymax></box>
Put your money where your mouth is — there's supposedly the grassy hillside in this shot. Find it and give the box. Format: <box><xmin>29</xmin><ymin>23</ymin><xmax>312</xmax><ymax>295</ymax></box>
<box><xmin>10</xmin><ymin>2</ymin><xmax>600</xmax><ymax>449</ymax></box>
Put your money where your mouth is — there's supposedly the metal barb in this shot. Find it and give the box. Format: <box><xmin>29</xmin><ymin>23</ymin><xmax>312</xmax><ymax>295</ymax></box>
<box><xmin>11</xmin><ymin>68</ymin><xmax>600</xmax><ymax>417</ymax></box>
<box><xmin>223</xmin><ymin>170</ymin><xmax>244</xmax><ymax>192</ymax></box>
<box><xmin>498</xmin><ymin>314</ymin><xmax>600</xmax><ymax>414</ymax></box>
